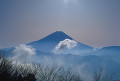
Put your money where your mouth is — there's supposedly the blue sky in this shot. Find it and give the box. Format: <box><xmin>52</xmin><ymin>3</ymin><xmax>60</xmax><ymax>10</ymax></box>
<box><xmin>0</xmin><ymin>0</ymin><xmax>120</xmax><ymax>48</ymax></box>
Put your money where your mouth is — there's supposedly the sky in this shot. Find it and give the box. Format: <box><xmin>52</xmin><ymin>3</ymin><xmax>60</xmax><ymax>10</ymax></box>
<box><xmin>0</xmin><ymin>0</ymin><xmax>120</xmax><ymax>48</ymax></box>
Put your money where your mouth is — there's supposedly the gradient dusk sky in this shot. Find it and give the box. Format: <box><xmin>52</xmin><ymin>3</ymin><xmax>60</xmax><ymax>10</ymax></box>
<box><xmin>0</xmin><ymin>0</ymin><xmax>120</xmax><ymax>48</ymax></box>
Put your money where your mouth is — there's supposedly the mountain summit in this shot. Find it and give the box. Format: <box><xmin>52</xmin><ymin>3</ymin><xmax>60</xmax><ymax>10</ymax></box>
<box><xmin>38</xmin><ymin>31</ymin><xmax>73</xmax><ymax>42</ymax></box>
<box><xmin>28</xmin><ymin>31</ymin><xmax>94</xmax><ymax>53</ymax></box>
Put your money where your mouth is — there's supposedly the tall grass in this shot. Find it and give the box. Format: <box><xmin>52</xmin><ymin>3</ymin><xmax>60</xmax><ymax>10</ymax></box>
<box><xmin>93</xmin><ymin>67</ymin><xmax>114</xmax><ymax>81</ymax></box>
<box><xmin>0</xmin><ymin>55</ymin><xmax>82</xmax><ymax>81</ymax></box>
<box><xmin>0</xmin><ymin>54</ymin><xmax>115</xmax><ymax>81</ymax></box>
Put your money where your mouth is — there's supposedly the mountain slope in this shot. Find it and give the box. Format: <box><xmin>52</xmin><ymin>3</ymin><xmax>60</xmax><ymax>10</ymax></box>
<box><xmin>96</xmin><ymin>46</ymin><xmax>120</xmax><ymax>56</ymax></box>
<box><xmin>28</xmin><ymin>31</ymin><xmax>94</xmax><ymax>53</ymax></box>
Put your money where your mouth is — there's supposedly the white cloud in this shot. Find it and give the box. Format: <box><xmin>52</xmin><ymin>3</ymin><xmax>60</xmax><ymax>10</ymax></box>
<box><xmin>12</xmin><ymin>44</ymin><xmax>36</xmax><ymax>63</ymax></box>
<box><xmin>56</xmin><ymin>39</ymin><xmax>77</xmax><ymax>50</ymax></box>
<box><xmin>53</xmin><ymin>39</ymin><xmax>77</xmax><ymax>54</ymax></box>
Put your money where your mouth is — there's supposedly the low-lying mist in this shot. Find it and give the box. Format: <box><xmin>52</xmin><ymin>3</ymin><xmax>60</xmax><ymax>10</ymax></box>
<box><xmin>8</xmin><ymin>44</ymin><xmax>120</xmax><ymax>81</ymax></box>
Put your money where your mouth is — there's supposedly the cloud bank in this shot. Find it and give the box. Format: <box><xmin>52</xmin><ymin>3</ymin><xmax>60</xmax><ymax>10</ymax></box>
<box><xmin>12</xmin><ymin>44</ymin><xmax>36</xmax><ymax>63</ymax></box>
<box><xmin>56</xmin><ymin>39</ymin><xmax>77</xmax><ymax>50</ymax></box>
<box><xmin>53</xmin><ymin>39</ymin><xmax>77</xmax><ymax>54</ymax></box>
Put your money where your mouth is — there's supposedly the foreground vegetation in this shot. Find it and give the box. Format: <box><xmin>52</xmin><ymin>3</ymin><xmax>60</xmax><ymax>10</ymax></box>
<box><xmin>0</xmin><ymin>55</ymin><xmax>82</xmax><ymax>81</ymax></box>
<box><xmin>0</xmin><ymin>54</ymin><xmax>114</xmax><ymax>81</ymax></box>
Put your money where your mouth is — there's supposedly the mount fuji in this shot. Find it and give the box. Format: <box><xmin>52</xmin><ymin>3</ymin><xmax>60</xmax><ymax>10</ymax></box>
<box><xmin>27</xmin><ymin>31</ymin><xmax>94</xmax><ymax>54</ymax></box>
